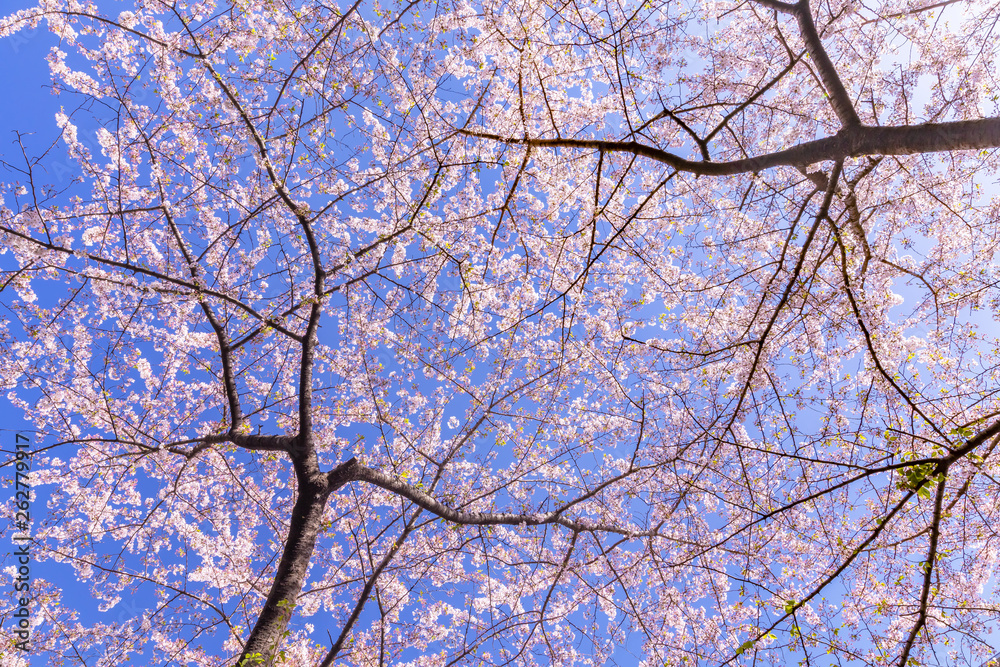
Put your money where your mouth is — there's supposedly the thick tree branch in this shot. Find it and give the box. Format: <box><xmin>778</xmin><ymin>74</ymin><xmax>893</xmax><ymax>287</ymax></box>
<box><xmin>352</xmin><ymin>462</ymin><xmax>655</xmax><ymax>537</ymax></box>
<box><xmin>748</xmin><ymin>0</ymin><xmax>859</xmax><ymax>126</ymax></box>
<box><xmin>462</xmin><ymin>118</ymin><xmax>1000</xmax><ymax>174</ymax></box>
<box><xmin>788</xmin><ymin>0</ymin><xmax>861</xmax><ymax>127</ymax></box>
<box><xmin>898</xmin><ymin>474</ymin><xmax>947</xmax><ymax>666</ymax></box>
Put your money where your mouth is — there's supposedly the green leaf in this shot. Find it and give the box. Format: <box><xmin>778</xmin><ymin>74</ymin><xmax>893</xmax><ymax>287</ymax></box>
<box><xmin>735</xmin><ymin>639</ymin><xmax>756</xmax><ymax>656</ymax></box>
<box><xmin>950</xmin><ymin>426</ymin><xmax>974</xmax><ymax>440</ymax></box>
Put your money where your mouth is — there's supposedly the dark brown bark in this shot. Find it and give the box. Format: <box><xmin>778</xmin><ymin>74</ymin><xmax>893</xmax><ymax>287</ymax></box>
<box><xmin>233</xmin><ymin>457</ymin><xmax>358</xmax><ymax>666</ymax></box>
<box><xmin>464</xmin><ymin>117</ymin><xmax>1000</xmax><ymax>175</ymax></box>
<box><xmin>234</xmin><ymin>474</ymin><xmax>331</xmax><ymax>667</ymax></box>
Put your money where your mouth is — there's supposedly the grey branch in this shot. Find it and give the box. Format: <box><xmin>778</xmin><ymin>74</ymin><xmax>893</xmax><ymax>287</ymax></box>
<box><xmin>462</xmin><ymin>118</ymin><xmax>1000</xmax><ymax>175</ymax></box>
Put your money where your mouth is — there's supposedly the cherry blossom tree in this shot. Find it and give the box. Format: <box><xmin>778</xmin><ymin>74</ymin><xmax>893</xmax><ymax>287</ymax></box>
<box><xmin>2</xmin><ymin>0</ymin><xmax>1000</xmax><ymax>664</ymax></box>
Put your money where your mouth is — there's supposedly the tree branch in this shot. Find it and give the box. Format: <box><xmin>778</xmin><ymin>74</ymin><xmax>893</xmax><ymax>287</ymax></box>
<box><xmin>789</xmin><ymin>0</ymin><xmax>861</xmax><ymax>127</ymax></box>
<box><xmin>319</xmin><ymin>507</ymin><xmax>424</xmax><ymax>667</ymax></box>
<box><xmin>352</xmin><ymin>463</ymin><xmax>655</xmax><ymax>538</ymax></box>
<box><xmin>461</xmin><ymin>118</ymin><xmax>1000</xmax><ymax>175</ymax></box>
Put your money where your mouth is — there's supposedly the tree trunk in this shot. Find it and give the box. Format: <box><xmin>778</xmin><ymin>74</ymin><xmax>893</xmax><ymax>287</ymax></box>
<box><xmin>235</xmin><ymin>474</ymin><xmax>330</xmax><ymax>666</ymax></box>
